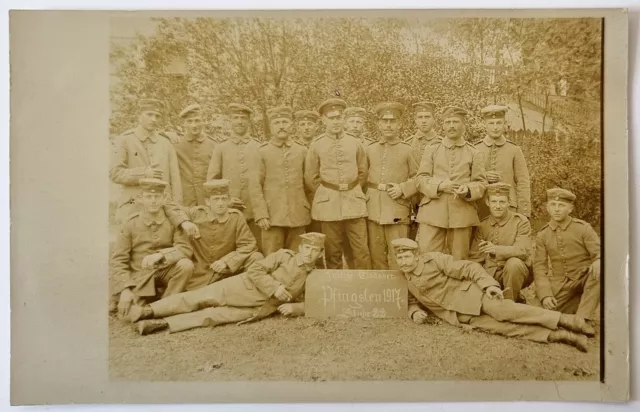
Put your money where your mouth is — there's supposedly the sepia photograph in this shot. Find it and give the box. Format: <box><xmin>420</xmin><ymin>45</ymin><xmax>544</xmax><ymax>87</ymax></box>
<box><xmin>108</xmin><ymin>14</ymin><xmax>604</xmax><ymax>381</ymax></box>
<box><xmin>9</xmin><ymin>8</ymin><xmax>629</xmax><ymax>404</ymax></box>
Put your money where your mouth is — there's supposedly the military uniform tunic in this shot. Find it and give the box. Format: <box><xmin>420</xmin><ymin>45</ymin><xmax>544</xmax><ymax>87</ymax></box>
<box><xmin>173</xmin><ymin>132</ymin><xmax>219</xmax><ymax>206</ymax></box>
<box><xmin>533</xmin><ymin>217</ymin><xmax>601</xmax><ymax>319</ymax></box>
<box><xmin>405</xmin><ymin>131</ymin><xmax>442</xmax><ymax>166</ymax></box>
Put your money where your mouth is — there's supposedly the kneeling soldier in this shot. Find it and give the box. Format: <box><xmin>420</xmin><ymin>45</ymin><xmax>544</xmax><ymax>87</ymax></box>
<box><xmin>533</xmin><ymin>188</ymin><xmax>601</xmax><ymax>323</ymax></box>
<box><xmin>167</xmin><ymin>179</ymin><xmax>263</xmax><ymax>291</ymax></box>
<box><xmin>469</xmin><ymin>183</ymin><xmax>533</xmax><ymax>301</ymax></box>
<box><xmin>392</xmin><ymin>238</ymin><xmax>595</xmax><ymax>352</ymax></box>
<box><xmin>129</xmin><ymin>233</ymin><xmax>326</xmax><ymax>335</ymax></box>
<box><xmin>111</xmin><ymin>178</ymin><xmax>194</xmax><ymax>318</ymax></box>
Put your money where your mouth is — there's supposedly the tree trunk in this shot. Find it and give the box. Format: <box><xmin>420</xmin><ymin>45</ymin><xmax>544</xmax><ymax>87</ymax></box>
<box><xmin>541</xmin><ymin>91</ymin><xmax>550</xmax><ymax>132</ymax></box>
<box><xmin>516</xmin><ymin>91</ymin><xmax>527</xmax><ymax>131</ymax></box>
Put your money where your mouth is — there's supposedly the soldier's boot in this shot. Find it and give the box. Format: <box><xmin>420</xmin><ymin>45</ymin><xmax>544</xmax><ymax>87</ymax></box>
<box><xmin>548</xmin><ymin>330</ymin><xmax>588</xmax><ymax>352</ymax></box>
<box><xmin>129</xmin><ymin>305</ymin><xmax>154</xmax><ymax>323</ymax></box>
<box><xmin>558</xmin><ymin>314</ymin><xmax>596</xmax><ymax>337</ymax></box>
<box><xmin>137</xmin><ymin>319</ymin><xmax>169</xmax><ymax>336</ymax></box>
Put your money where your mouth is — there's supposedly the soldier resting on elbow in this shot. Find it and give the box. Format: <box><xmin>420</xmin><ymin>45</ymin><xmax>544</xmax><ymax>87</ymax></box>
<box><xmin>392</xmin><ymin>238</ymin><xmax>596</xmax><ymax>352</ymax></box>
<box><xmin>469</xmin><ymin>183</ymin><xmax>533</xmax><ymax>302</ymax></box>
<box><xmin>127</xmin><ymin>233</ymin><xmax>326</xmax><ymax>335</ymax></box>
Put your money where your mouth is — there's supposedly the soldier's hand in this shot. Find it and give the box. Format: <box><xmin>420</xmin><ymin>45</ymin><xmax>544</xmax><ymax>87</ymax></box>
<box><xmin>486</xmin><ymin>171</ymin><xmax>501</xmax><ymax>183</ymax></box>
<box><xmin>277</xmin><ymin>303</ymin><xmax>304</xmax><ymax>317</ymax></box>
<box><xmin>478</xmin><ymin>241</ymin><xmax>496</xmax><ymax>256</ymax></box>
<box><xmin>542</xmin><ymin>296</ymin><xmax>558</xmax><ymax>310</ymax></box>
<box><xmin>589</xmin><ymin>259</ymin><xmax>601</xmax><ymax>282</ymax></box>
<box><xmin>438</xmin><ymin>180</ymin><xmax>459</xmax><ymax>194</ymax></box>
<box><xmin>118</xmin><ymin>288</ymin><xmax>135</xmax><ymax>318</ymax></box>
<box><xmin>484</xmin><ymin>285</ymin><xmax>504</xmax><ymax>300</ymax></box>
<box><xmin>144</xmin><ymin>166</ymin><xmax>164</xmax><ymax>179</ymax></box>
<box><xmin>210</xmin><ymin>260</ymin><xmax>227</xmax><ymax>273</ymax></box>
<box><xmin>274</xmin><ymin>285</ymin><xmax>292</xmax><ymax>302</ymax></box>
<box><xmin>257</xmin><ymin>218</ymin><xmax>271</xmax><ymax>231</ymax></box>
<box><xmin>141</xmin><ymin>253</ymin><xmax>164</xmax><ymax>270</ymax></box>
<box><xmin>386</xmin><ymin>183</ymin><xmax>403</xmax><ymax>200</ymax></box>
<box><xmin>454</xmin><ymin>184</ymin><xmax>470</xmax><ymax>197</ymax></box>
<box><xmin>229</xmin><ymin>197</ymin><xmax>246</xmax><ymax>210</ymax></box>
<box><xmin>181</xmin><ymin>221</ymin><xmax>201</xmax><ymax>239</ymax></box>
<box><xmin>412</xmin><ymin>310</ymin><xmax>429</xmax><ymax>324</ymax></box>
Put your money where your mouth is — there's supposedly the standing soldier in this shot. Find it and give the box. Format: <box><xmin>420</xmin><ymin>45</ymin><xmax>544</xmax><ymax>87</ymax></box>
<box><xmin>344</xmin><ymin>107</ymin><xmax>376</xmax><ymax>146</ymax></box>
<box><xmin>111</xmin><ymin>179</ymin><xmax>194</xmax><ymax>319</ymax></box>
<box><xmin>173</xmin><ymin>104</ymin><xmax>221</xmax><ymax>206</ymax></box>
<box><xmin>207</xmin><ymin>103</ymin><xmax>262</xmax><ymax>248</ymax></box>
<box><xmin>110</xmin><ymin>98</ymin><xmax>183</xmax><ymax>223</ymax></box>
<box><xmin>475</xmin><ymin>105</ymin><xmax>531</xmax><ymax>219</ymax></box>
<box><xmin>415</xmin><ymin>106</ymin><xmax>487</xmax><ymax>260</ymax></box>
<box><xmin>406</xmin><ymin>101</ymin><xmax>442</xmax><ymax>240</ymax></box>
<box><xmin>305</xmin><ymin>98</ymin><xmax>371</xmax><ymax>270</ymax></box>
<box><xmin>533</xmin><ymin>188</ymin><xmax>600</xmax><ymax>324</ymax></box>
<box><xmin>469</xmin><ymin>183</ymin><xmax>533</xmax><ymax>302</ymax></box>
<box><xmin>294</xmin><ymin>109</ymin><xmax>319</xmax><ymax>148</ymax></box>
<box><xmin>365</xmin><ymin>102</ymin><xmax>418</xmax><ymax>269</ymax></box>
<box><xmin>251</xmin><ymin>107</ymin><xmax>311</xmax><ymax>255</ymax></box>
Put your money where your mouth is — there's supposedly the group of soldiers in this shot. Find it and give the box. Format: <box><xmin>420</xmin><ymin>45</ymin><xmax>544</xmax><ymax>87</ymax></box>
<box><xmin>109</xmin><ymin>96</ymin><xmax>601</xmax><ymax>353</ymax></box>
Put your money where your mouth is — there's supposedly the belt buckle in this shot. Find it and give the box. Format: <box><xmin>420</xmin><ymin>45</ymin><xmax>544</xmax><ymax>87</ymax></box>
<box><xmin>378</xmin><ymin>183</ymin><xmax>387</xmax><ymax>191</ymax></box>
<box><xmin>339</xmin><ymin>183</ymin><xmax>348</xmax><ymax>191</ymax></box>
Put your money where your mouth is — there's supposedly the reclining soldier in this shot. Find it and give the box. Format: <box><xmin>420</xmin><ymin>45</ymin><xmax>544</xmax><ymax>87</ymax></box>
<box><xmin>128</xmin><ymin>232</ymin><xmax>326</xmax><ymax>335</ymax></box>
<box><xmin>392</xmin><ymin>238</ymin><xmax>595</xmax><ymax>352</ymax></box>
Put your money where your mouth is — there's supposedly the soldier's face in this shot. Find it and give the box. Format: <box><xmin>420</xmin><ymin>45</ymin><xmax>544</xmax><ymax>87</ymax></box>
<box><xmin>345</xmin><ymin>116</ymin><xmax>365</xmax><ymax>136</ymax></box>
<box><xmin>485</xmin><ymin>118</ymin><xmax>505</xmax><ymax>138</ymax></box>
<box><xmin>139</xmin><ymin>111</ymin><xmax>161</xmax><ymax>132</ymax></box>
<box><xmin>299</xmin><ymin>244</ymin><xmax>323</xmax><ymax>265</ymax></box>
<box><xmin>377</xmin><ymin>118</ymin><xmax>401</xmax><ymax>139</ymax></box>
<box><xmin>322</xmin><ymin>113</ymin><xmax>344</xmax><ymax>134</ymax></box>
<box><xmin>296</xmin><ymin>120</ymin><xmax>317</xmax><ymax>140</ymax></box>
<box><xmin>487</xmin><ymin>194</ymin><xmax>509</xmax><ymax>219</ymax></box>
<box><xmin>209</xmin><ymin>194</ymin><xmax>230</xmax><ymax>216</ymax></box>
<box><xmin>231</xmin><ymin>114</ymin><xmax>250</xmax><ymax>135</ymax></box>
<box><xmin>396</xmin><ymin>250</ymin><xmax>418</xmax><ymax>273</ymax></box>
<box><xmin>141</xmin><ymin>191</ymin><xmax>165</xmax><ymax>214</ymax></box>
<box><xmin>443</xmin><ymin>117</ymin><xmax>464</xmax><ymax>139</ymax></box>
<box><xmin>547</xmin><ymin>200</ymin><xmax>574</xmax><ymax>222</ymax></box>
<box><xmin>184</xmin><ymin>115</ymin><xmax>204</xmax><ymax>136</ymax></box>
<box><xmin>270</xmin><ymin>117</ymin><xmax>293</xmax><ymax>140</ymax></box>
<box><xmin>415</xmin><ymin>112</ymin><xmax>435</xmax><ymax>133</ymax></box>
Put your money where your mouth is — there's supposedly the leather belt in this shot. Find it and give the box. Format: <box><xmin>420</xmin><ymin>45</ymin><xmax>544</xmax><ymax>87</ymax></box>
<box><xmin>320</xmin><ymin>180</ymin><xmax>359</xmax><ymax>191</ymax></box>
<box><xmin>366</xmin><ymin>181</ymin><xmax>389</xmax><ymax>191</ymax></box>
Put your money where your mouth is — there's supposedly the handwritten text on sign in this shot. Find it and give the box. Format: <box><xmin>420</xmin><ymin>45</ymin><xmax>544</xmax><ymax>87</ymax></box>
<box><xmin>305</xmin><ymin>270</ymin><xmax>408</xmax><ymax>319</ymax></box>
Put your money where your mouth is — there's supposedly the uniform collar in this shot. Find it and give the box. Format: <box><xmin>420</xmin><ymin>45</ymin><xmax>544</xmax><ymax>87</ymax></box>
<box><xmin>326</xmin><ymin>132</ymin><xmax>345</xmax><ymax>140</ymax></box>
<box><xmin>135</xmin><ymin>126</ymin><xmax>158</xmax><ymax>143</ymax></box>
<box><xmin>549</xmin><ymin>217</ymin><xmax>573</xmax><ymax>231</ymax></box>
<box><xmin>270</xmin><ymin>138</ymin><xmax>293</xmax><ymax>147</ymax></box>
<box><xmin>415</xmin><ymin>130</ymin><xmax>438</xmax><ymax>141</ymax></box>
<box><xmin>141</xmin><ymin>210</ymin><xmax>166</xmax><ymax>226</ymax></box>
<box><xmin>489</xmin><ymin>210</ymin><xmax>513</xmax><ymax>227</ymax></box>
<box><xmin>230</xmin><ymin>134</ymin><xmax>251</xmax><ymax>144</ymax></box>
<box><xmin>483</xmin><ymin>135</ymin><xmax>506</xmax><ymax>147</ymax></box>
<box><xmin>379</xmin><ymin>138</ymin><xmax>401</xmax><ymax>146</ymax></box>
<box><xmin>296</xmin><ymin>136</ymin><xmax>312</xmax><ymax>147</ymax></box>
<box><xmin>441</xmin><ymin>136</ymin><xmax>466</xmax><ymax>148</ymax></box>
<box><xmin>412</xmin><ymin>258</ymin><xmax>425</xmax><ymax>277</ymax></box>
<box><xmin>186</xmin><ymin>132</ymin><xmax>205</xmax><ymax>142</ymax></box>
<box><xmin>206</xmin><ymin>208</ymin><xmax>230</xmax><ymax>223</ymax></box>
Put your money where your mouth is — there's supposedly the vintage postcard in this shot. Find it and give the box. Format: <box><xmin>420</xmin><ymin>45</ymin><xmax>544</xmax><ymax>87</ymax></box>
<box><xmin>10</xmin><ymin>9</ymin><xmax>629</xmax><ymax>404</ymax></box>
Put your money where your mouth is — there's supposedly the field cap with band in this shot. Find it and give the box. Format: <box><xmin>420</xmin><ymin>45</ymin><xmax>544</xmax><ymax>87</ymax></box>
<box><xmin>481</xmin><ymin>105</ymin><xmax>509</xmax><ymax>120</ymax></box>
<box><xmin>228</xmin><ymin>103</ymin><xmax>254</xmax><ymax>116</ymax></box>
<box><xmin>375</xmin><ymin>102</ymin><xmax>405</xmax><ymax>119</ymax></box>
<box><xmin>486</xmin><ymin>182</ymin><xmax>512</xmax><ymax>197</ymax></box>
<box><xmin>344</xmin><ymin>107</ymin><xmax>367</xmax><ymax>119</ymax></box>
<box><xmin>204</xmin><ymin>179</ymin><xmax>231</xmax><ymax>196</ymax></box>
<box><xmin>294</xmin><ymin>110</ymin><xmax>319</xmax><ymax>122</ymax></box>
<box><xmin>300</xmin><ymin>232</ymin><xmax>327</xmax><ymax>248</ymax></box>
<box><xmin>267</xmin><ymin>106</ymin><xmax>293</xmax><ymax>121</ymax></box>
<box><xmin>138</xmin><ymin>99</ymin><xmax>164</xmax><ymax>115</ymax></box>
<box><xmin>412</xmin><ymin>101</ymin><xmax>437</xmax><ymax>114</ymax></box>
<box><xmin>317</xmin><ymin>98</ymin><xmax>347</xmax><ymax>117</ymax></box>
<box><xmin>391</xmin><ymin>238</ymin><xmax>419</xmax><ymax>253</ymax></box>
<box><xmin>139</xmin><ymin>178</ymin><xmax>168</xmax><ymax>193</ymax></box>
<box><xmin>441</xmin><ymin>106</ymin><xmax>468</xmax><ymax>120</ymax></box>
<box><xmin>546</xmin><ymin>187</ymin><xmax>576</xmax><ymax>203</ymax></box>
<box><xmin>179</xmin><ymin>103</ymin><xmax>202</xmax><ymax>119</ymax></box>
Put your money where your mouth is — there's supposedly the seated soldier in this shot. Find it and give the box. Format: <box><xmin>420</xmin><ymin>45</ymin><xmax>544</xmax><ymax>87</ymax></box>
<box><xmin>111</xmin><ymin>178</ymin><xmax>194</xmax><ymax>319</ymax></box>
<box><xmin>469</xmin><ymin>183</ymin><xmax>533</xmax><ymax>302</ymax></box>
<box><xmin>392</xmin><ymin>238</ymin><xmax>595</xmax><ymax>352</ymax></box>
<box><xmin>533</xmin><ymin>188</ymin><xmax>600</xmax><ymax>324</ymax></box>
<box><xmin>128</xmin><ymin>232</ymin><xmax>326</xmax><ymax>335</ymax></box>
<box><xmin>167</xmin><ymin>179</ymin><xmax>264</xmax><ymax>291</ymax></box>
